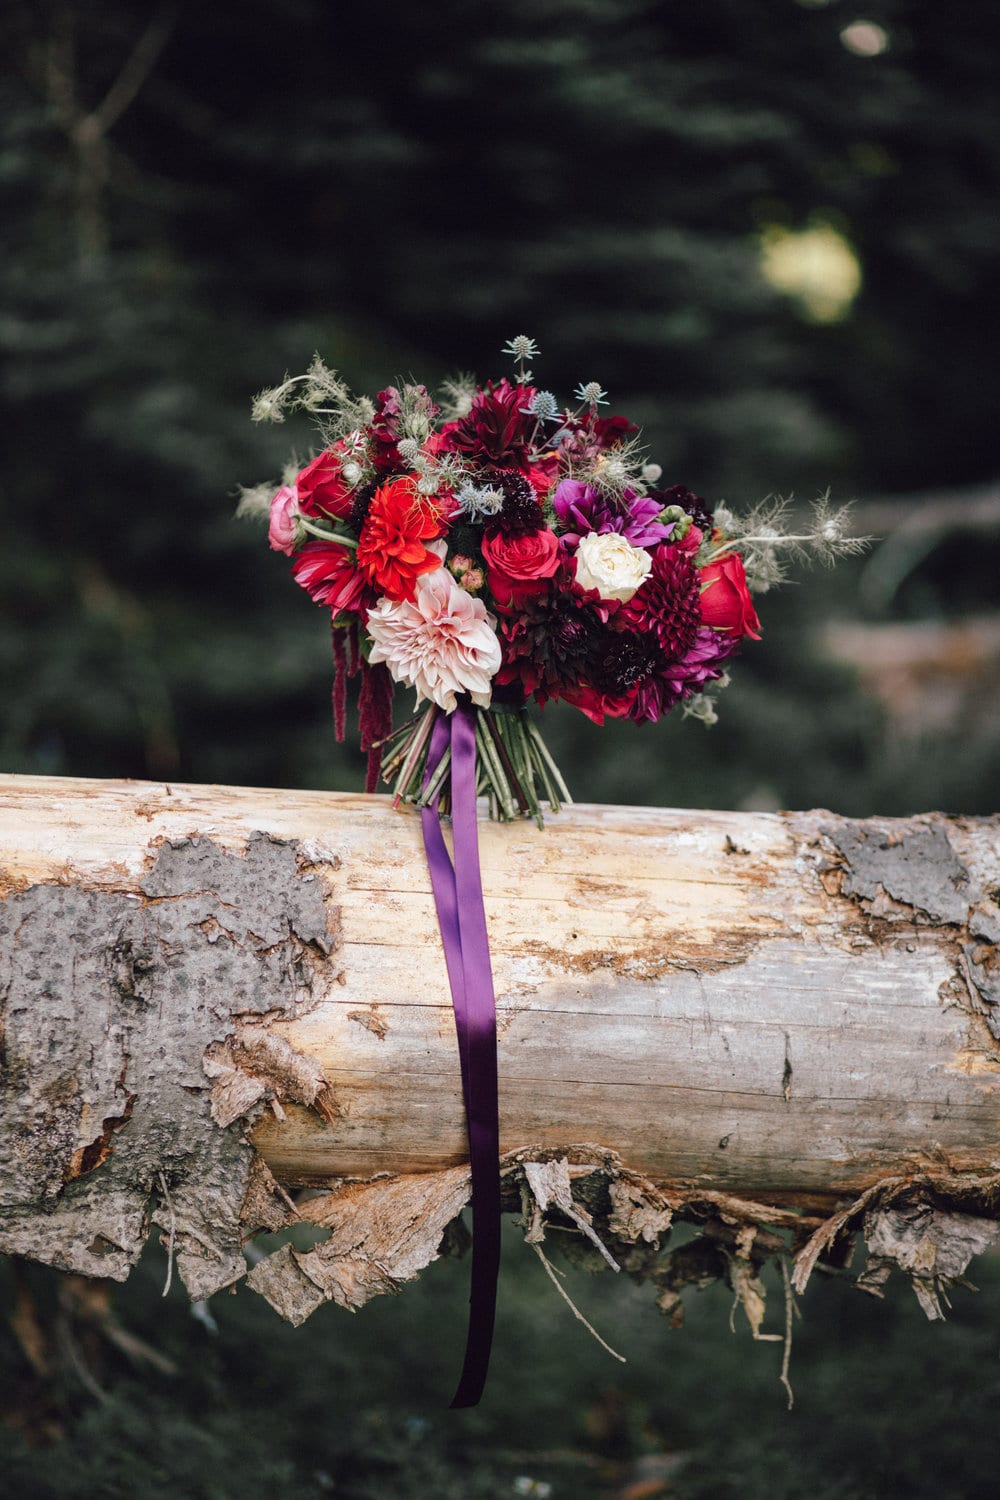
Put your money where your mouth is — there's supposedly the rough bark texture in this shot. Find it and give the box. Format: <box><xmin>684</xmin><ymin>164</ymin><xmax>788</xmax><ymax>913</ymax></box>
<box><xmin>1</xmin><ymin>773</ymin><xmax>998</xmax><ymax>1328</ymax></box>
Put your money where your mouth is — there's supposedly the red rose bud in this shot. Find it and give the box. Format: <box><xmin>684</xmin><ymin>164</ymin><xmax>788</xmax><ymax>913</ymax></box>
<box><xmin>295</xmin><ymin>446</ymin><xmax>355</xmax><ymax>520</ymax></box>
<box><xmin>698</xmin><ymin>553</ymin><xmax>762</xmax><ymax>639</ymax></box>
<box><xmin>481</xmin><ymin>527</ymin><xmax>560</xmax><ymax>612</ymax></box>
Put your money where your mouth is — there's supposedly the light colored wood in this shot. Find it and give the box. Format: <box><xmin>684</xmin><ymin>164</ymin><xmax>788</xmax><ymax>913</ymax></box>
<box><xmin>1</xmin><ymin>772</ymin><xmax>998</xmax><ymax>1212</ymax></box>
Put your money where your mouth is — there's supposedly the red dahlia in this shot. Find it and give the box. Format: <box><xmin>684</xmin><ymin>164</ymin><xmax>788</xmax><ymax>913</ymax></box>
<box><xmin>355</xmin><ymin>477</ymin><xmax>444</xmax><ymax>602</ymax></box>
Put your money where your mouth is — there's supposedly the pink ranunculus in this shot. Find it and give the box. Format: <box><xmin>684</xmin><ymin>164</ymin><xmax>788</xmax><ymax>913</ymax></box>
<box><xmin>366</xmin><ymin>565</ymin><xmax>502</xmax><ymax>712</ymax></box>
<box><xmin>268</xmin><ymin>484</ymin><xmax>299</xmax><ymax>554</ymax></box>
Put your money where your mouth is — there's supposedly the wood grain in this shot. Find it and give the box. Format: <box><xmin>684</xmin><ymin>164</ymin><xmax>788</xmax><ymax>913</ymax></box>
<box><xmin>1</xmin><ymin>773</ymin><xmax>998</xmax><ymax>1207</ymax></box>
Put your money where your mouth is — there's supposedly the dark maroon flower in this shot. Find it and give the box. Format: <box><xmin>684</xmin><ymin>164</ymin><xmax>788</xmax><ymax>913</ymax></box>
<box><xmin>496</xmin><ymin>575</ymin><xmax>605</xmax><ymax>701</ymax></box>
<box><xmin>627</xmin><ymin>627</ymin><xmax>738</xmax><ymax>723</ymax></box>
<box><xmin>593</xmin><ymin>631</ymin><xmax>661</xmax><ymax>695</ymax></box>
<box><xmin>447</xmin><ymin>379</ymin><xmax>537</xmax><ymax>465</ymax></box>
<box><xmin>481</xmin><ymin>467</ymin><xmax>544</xmax><ymax>537</ymax></box>
<box><xmin>619</xmin><ymin>544</ymin><xmax>702</xmax><ymax>661</ymax></box>
<box><xmin>650</xmin><ymin>483</ymin><xmax>714</xmax><ymax>534</ymax></box>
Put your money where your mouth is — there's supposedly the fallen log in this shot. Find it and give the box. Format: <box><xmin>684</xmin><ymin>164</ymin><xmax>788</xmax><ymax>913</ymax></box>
<box><xmin>1</xmin><ymin>773</ymin><xmax>999</xmax><ymax>1327</ymax></box>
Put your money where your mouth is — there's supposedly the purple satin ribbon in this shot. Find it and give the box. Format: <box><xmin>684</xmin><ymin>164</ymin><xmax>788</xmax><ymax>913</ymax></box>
<box><xmin>421</xmin><ymin>703</ymin><xmax>501</xmax><ymax>1409</ymax></box>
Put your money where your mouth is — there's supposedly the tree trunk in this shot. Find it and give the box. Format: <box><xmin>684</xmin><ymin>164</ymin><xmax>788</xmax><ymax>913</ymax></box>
<box><xmin>2</xmin><ymin>772</ymin><xmax>999</xmax><ymax>1324</ymax></box>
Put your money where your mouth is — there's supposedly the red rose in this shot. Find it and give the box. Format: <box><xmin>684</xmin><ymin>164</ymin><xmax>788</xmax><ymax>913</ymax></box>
<box><xmin>296</xmin><ymin>447</ymin><xmax>354</xmax><ymax>521</ymax></box>
<box><xmin>482</xmin><ymin>527</ymin><xmax>560</xmax><ymax>611</ymax></box>
<box><xmin>698</xmin><ymin>553</ymin><xmax>761</xmax><ymax>639</ymax></box>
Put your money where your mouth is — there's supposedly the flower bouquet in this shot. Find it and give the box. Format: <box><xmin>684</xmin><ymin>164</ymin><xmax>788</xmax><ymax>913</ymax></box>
<box><xmin>242</xmin><ymin>337</ymin><xmax>861</xmax><ymax>824</ymax></box>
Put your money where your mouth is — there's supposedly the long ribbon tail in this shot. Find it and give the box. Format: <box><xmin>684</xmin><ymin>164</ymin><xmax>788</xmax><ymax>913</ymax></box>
<box><xmin>421</xmin><ymin>704</ymin><xmax>501</xmax><ymax>1409</ymax></box>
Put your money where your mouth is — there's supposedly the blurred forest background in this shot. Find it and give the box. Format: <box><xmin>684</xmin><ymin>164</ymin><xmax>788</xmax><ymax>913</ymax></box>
<box><xmin>2</xmin><ymin>1</ymin><xmax>1000</xmax><ymax>1496</ymax></box>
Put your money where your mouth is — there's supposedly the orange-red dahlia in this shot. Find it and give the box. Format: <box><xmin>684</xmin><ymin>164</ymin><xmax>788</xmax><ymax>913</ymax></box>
<box><xmin>355</xmin><ymin>476</ymin><xmax>445</xmax><ymax>602</ymax></box>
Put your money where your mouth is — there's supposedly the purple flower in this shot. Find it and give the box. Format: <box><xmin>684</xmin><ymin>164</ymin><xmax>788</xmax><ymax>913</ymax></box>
<box><xmin>627</xmin><ymin>627</ymin><xmax>739</xmax><ymax>723</ymax></box>
<box><xmin>552</xmin><ymin>479</ymin><xmax>675</xmax><ymax>549</ymax></box>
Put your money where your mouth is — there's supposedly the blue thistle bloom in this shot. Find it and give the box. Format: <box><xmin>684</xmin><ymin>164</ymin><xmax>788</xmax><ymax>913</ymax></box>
<box><xmin>575</xmin><ymin>381</ymin><xmax>609</xmax><ymax>407</ymax></box>
<box><xmin>521</xmin><ymin>390</ymin><xmax>560</xmax><ymax>422</ymax></box>
<box><xmin>456</xmin><ymin>482</ymin><xmax>505</xmax><ymax>519</ymax></box>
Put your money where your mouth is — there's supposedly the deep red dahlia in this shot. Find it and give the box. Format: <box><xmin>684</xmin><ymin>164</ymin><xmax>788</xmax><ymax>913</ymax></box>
<box><xmin>447</xmin><ymin>379</ymin><xmax>537</xmax><ymax>466</ymax></box>
<box><xmin>619</xmin><ymin>544</ymin><xmax>701</xmax><ymax>661</ymax></box>
<box><xmin>496</xmin><ymin>581</ymin><xmax>604</xmax><ymax>701</ymax></box>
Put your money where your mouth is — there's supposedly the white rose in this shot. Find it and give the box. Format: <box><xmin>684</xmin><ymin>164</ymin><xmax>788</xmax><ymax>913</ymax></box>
<box><xmin>573</xmin><ymin>531</ymin><xmax>652</xmax><ymax>603</ymax></box>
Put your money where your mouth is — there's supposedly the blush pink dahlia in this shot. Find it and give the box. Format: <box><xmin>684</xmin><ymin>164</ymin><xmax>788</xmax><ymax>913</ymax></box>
<box><xmin>367</xmin><ymin>559</ymin><xmax>502</xmax><ymax>712</ymax></box>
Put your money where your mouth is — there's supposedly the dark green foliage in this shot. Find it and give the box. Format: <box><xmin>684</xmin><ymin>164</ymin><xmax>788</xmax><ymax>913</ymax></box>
<box><xmin>4</xmin><ymin>1233</ymin><xmax>1000</xmax><ymax>1498</ymax></box>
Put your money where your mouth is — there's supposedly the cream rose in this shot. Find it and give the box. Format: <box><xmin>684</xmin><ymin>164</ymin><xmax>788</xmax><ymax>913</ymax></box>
<box><xmin>573</xmin><ymin>531</ymin><xmax>652</xmax><ymax>603</ymax></box>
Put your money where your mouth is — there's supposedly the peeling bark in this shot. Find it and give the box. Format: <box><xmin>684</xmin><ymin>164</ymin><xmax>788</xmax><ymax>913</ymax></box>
<box><xmin>1</xmin><ymin>773</ymin><xmax>999</xmax><ymax>1331</ymax></box>
<box><xmin>0</xmin><ymin>827</ymin><xmax>335</xmax><ymax>1301</ymax></box>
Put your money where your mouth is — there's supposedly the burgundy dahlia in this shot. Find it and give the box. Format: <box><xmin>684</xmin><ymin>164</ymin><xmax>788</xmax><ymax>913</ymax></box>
<box><xmin>448</xmin><ymin>379</ymin><xmax>538</xmax><ymax>466</ymax></box>
<box><xmin>627</xmin><ymin>626</ymin><xmax>738</xmax><ymax>723</ymax></box>
<box><xmin>620</xmin><ymin>544</ymin><xmax>701</xmax><ymax>661</ymax></box>
<box><xmin>497</xmin><ymin>583</ymin><xmax>604</xmax><ymax>700</ymax></box>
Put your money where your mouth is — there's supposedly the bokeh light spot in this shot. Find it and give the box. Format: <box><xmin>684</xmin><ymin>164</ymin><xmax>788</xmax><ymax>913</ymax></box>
<box><xmin>841</xmin><ymin>20</ymin><xmax>890</xmax><ymax>56</ymax></box>
<box><xmin>759</xmin><ymin>223</ymin><xmax>862</xmax><ymax>322</ymax></box>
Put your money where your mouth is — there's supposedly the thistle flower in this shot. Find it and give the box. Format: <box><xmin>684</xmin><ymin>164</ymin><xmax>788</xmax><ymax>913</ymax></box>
<box><xmin>502</xmin><ymin>334</ymin><xmax>539</xmax><ymax>385</ymax></box>
<box><xmin>503</xmin><ymin>335</ymin><xmax>540</xmax><ymax>363</ymax></box>
<box><xmin>456</xmin><ymin>482</ymin><xmax>505</xmax><ymax>519</ymax></box>
<box><xmin>522</xmin><ymin>390</ymin><xmax>560</xmax><ymax>422</ymax></box>
<box><xmin>575</xmin><ymin>381</ymin><xmax>609</xmax><ymax>408</ymax></box>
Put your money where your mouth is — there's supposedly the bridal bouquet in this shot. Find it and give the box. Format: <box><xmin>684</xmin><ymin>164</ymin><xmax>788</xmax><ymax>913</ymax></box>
<box><xmin>243</xmin><ymin>337</ymin><xmax>860</xmax><ymax>823</ymax></box>
<box><xmin>241</xmin><ymin>337</ymin><xmax>865</xmax><ymax>1405</ymax></box>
